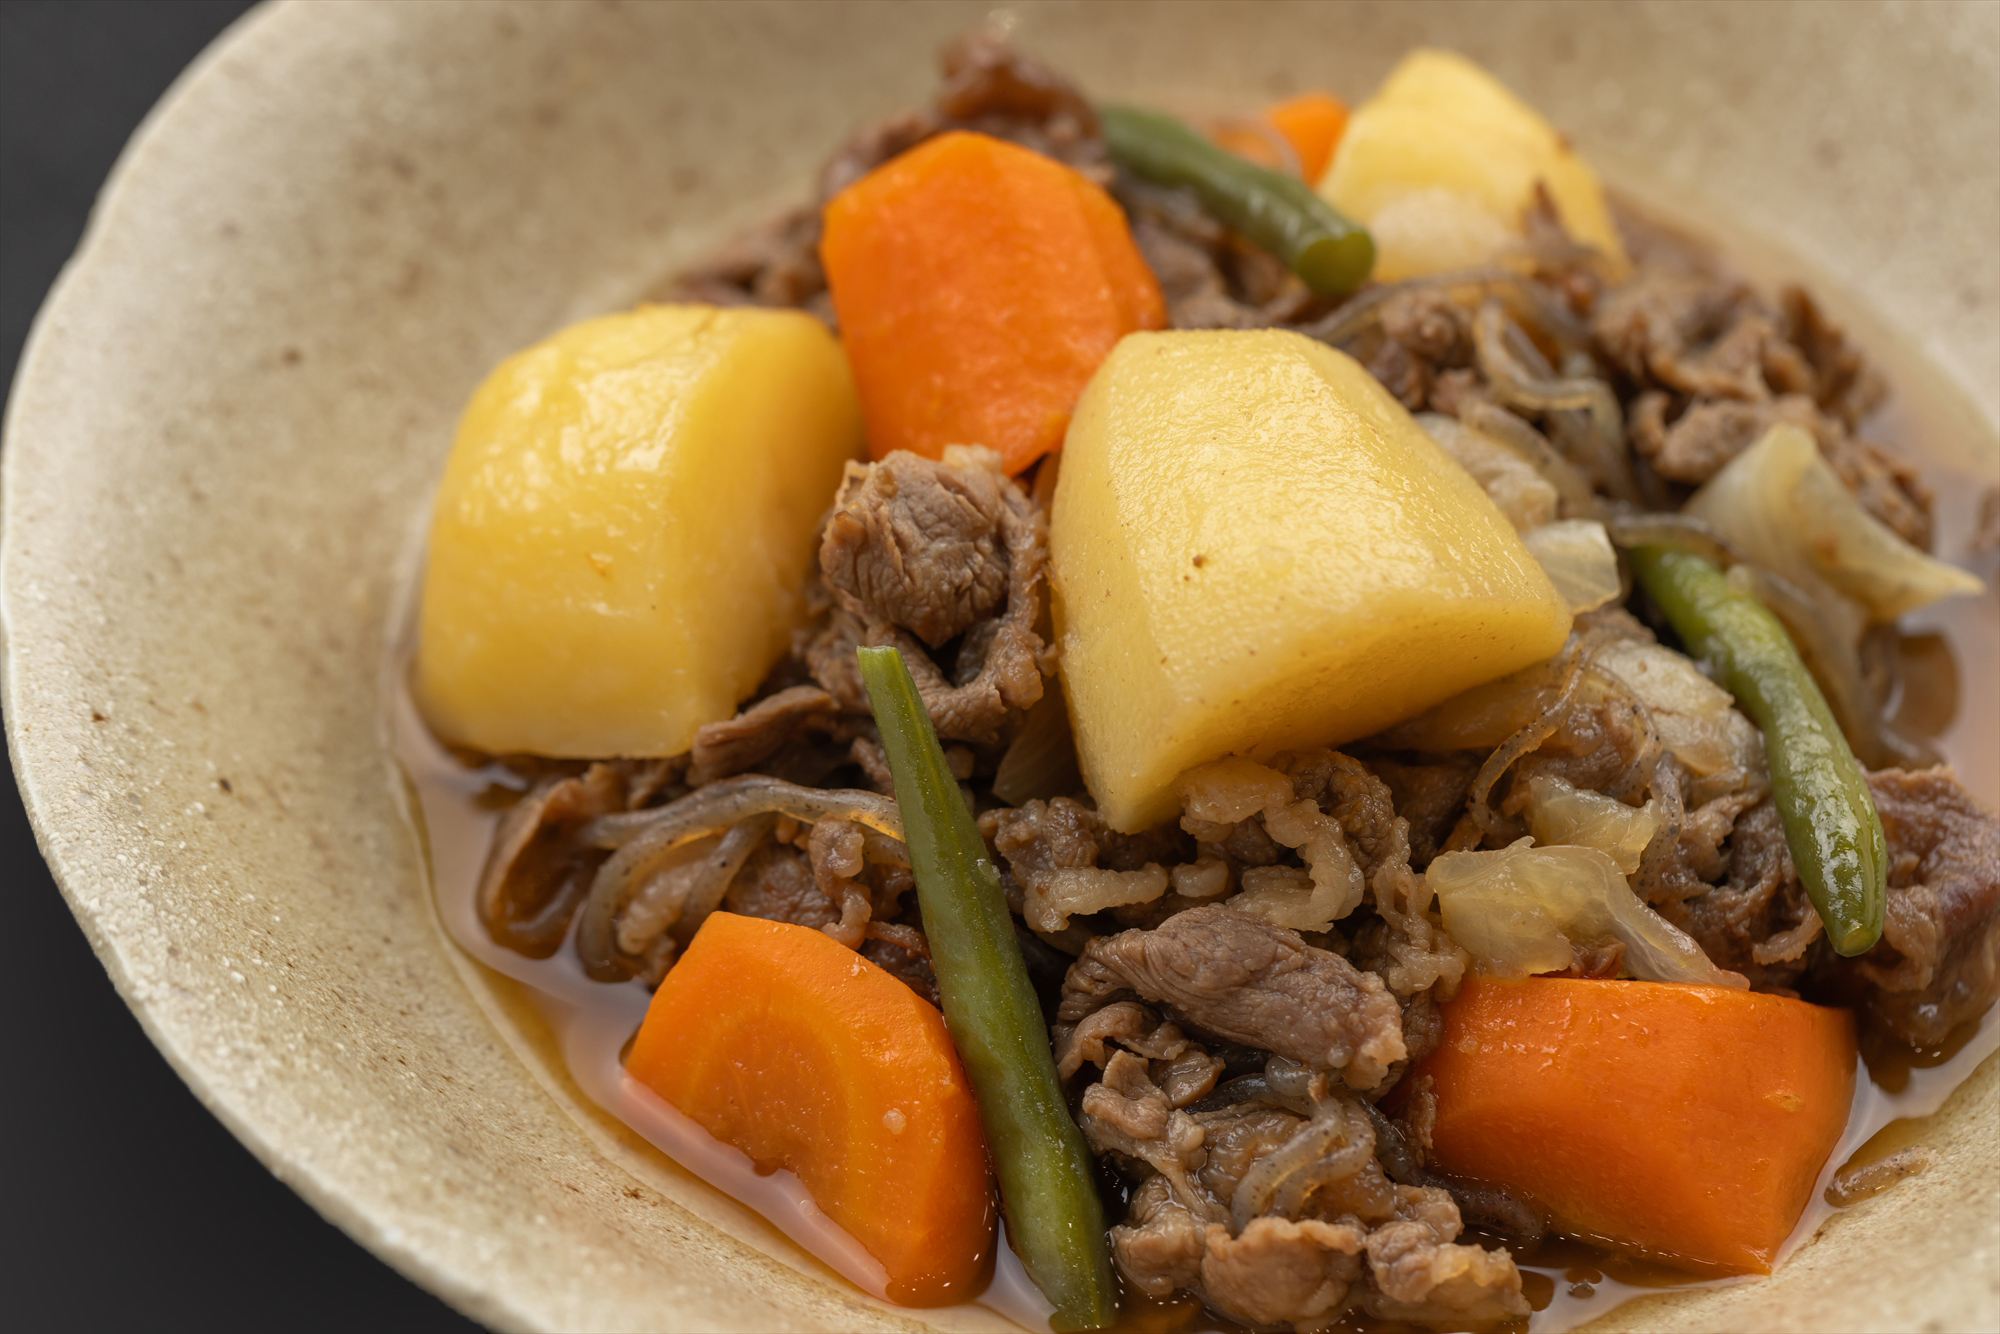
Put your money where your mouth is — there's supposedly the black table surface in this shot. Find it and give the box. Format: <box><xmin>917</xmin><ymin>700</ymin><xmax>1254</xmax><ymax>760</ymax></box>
<box><xmin>2</xmin><ymin>4</ymin><xmax>483</xmax><ymax>1328</ymax></box>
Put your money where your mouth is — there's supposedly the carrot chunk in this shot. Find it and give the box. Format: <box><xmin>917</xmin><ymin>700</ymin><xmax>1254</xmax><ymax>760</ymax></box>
<box><xmin>1264</xmin><ymin>92</ymin><xmax>1349</xmax><ymax>185</ymax></box>
<box><xmin>1415</xmin><ymin>977</ymin><xmax>1856</xmax><ymax>1276</ymax></box>
<box><xmin>625</xmin><ymin>912</ymin><xmax>997</xmax><ymax>1305</ymax></box>
<box><xmin>820</xmin><ymin>130</ymin><xmax>1165</xmax><ymax>474</ymax></box>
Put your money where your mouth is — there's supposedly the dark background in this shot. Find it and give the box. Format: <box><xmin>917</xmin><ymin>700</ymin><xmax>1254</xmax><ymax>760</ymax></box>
<box><xmin>1</xmin><ymin>4</ymin><xmax>482</xmax><ymax>1328</ymax></box>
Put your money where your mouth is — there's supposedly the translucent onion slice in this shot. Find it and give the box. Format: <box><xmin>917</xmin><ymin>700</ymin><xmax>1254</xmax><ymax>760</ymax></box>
<box><xmin>1522</xmin><ymin>774</ymin><xmax>1659</xmax><ymax>874</ymax></box>
<box><xmin>1429</xmin><ymin>838</ymin><xmax>1746</xmax><ymax>987</ymax></box>
<box><xmin>1592</xmin><ymin>639</ymin><xmax>1766</xmax><ymax>788</ymax></box>
<box><xmin>1520</xmin><ymin>519</ymin><xmax>1621</xmax><ymax>614</ymax></box>
<box><xmin>1687</xmin><ymin>424</ymin><xmax>1982</xmax><ymax>624</ymax></box>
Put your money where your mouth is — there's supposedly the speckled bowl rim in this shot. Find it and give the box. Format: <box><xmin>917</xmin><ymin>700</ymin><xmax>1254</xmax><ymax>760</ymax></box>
<box><xmin>5</xmin><ymin>3</ymin><xmax>1998</xmax><ymax>1331</ymax></box>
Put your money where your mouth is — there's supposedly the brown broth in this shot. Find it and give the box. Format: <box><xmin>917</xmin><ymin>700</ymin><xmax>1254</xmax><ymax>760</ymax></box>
<box><xmin>384</xmin><ymin>179</ymin><xmax>2000</xmax><ymax>1333</ymax></box>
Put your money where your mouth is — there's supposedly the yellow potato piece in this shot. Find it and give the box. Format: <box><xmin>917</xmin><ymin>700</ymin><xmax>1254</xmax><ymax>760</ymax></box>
<box><xmin>415</xmin><ymin>305</ymin><xmax>862</xmax><ymax>757</ymax></box>
<box><xmin>1051</xmin><ymin>330</ymin><xmax>1570</xmax><ymax>832</ymax></box>
<box><xmin>1322</xmin><ymin>49</ymin><xmax>1627</xmax><ymax>282</ymax></box>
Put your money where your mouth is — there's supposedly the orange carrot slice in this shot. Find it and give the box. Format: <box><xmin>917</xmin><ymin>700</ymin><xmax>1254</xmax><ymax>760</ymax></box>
<box><xmin>1264</xmin><ymin>92</ymin><xmax>1348</xmax><ymax>185</ymax></box>
<box><xmin>1415</xmin><ymin>977</ymin><xmax>1856</xmax><ymax>1276</ymax></box>
<box><xmin>820</xmin><ymin>130</ymin><xmax>1165</xmax><ymax>474</ymax></box>
<box><xmin>626</xmin><ymin>912</ymin><xmax>997</xmax><ymax>1305</ymax></box>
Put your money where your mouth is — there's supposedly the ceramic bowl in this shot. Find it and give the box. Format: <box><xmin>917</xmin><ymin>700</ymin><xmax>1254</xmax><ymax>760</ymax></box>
<box><xmin>5</xmin><ymin>2</ymin><xmax>1996</xmax><ymax>1330</ymax></box>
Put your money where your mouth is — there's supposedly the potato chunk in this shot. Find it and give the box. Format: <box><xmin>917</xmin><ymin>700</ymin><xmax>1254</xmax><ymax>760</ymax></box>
<box><xmin>415</xmin><ymin>305</ymin><xmax>861</xmax><ymax>757</ymax></box>
<box><xmin>1321</xmin><ymin>49</ymin><xmax>1627</xmax><ymax>282</ymax></box>
<box><xmin>1051</xmin><ymin>330</ymin><xmax>1569</xmax><ymax>832</ymax></box>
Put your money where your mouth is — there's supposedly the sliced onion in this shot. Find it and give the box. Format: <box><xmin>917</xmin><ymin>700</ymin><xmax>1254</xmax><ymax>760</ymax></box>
<box><xmin>1429</xmin><ymin>839</ymin><xmax>1746</xmax><ymax>987</ymax></box>
<box><xmin>1684</xmin><ymin>424</ymin><xmax>1981</xmax><ymax>764</ymax></box>
<box><xmin>1522</xmin><ymin>775</ymin><xmax>1659</xmax><ymax>874</ymax></box>
<box><xmin>1689</xmin><ymin>424</ymin><xmax>1981</xmax><ymax>623</ymax></box>
<box><xmin>1591</xmin><ymin>639</ymin><xmax>1766</xmax><ymax>788</ymax></box>
<box><xmin>1472</xmin><ymin>301</ymin><xmax>1641</xmax><ymax>503</ymax></box>
<box><xmin>1521</xmin><ymin>519</ymin><xmax>1621</xmax><ymax>613</ymax></box>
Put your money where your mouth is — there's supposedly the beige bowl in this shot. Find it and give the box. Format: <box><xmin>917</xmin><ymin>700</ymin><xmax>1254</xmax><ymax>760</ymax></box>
<box><xmin>5</xmin><ymin>2</ymin><xmax>1998</xmax><ymax>1330</ymax></box>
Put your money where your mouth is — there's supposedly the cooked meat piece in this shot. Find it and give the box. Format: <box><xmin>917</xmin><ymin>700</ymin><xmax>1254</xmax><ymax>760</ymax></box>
<box><xmin>845</xmin><ymin>734</ymin><xmax>895</xmax><ymax>794</ymax></box>
<box><xmin>817</xmin><ymin>448</ymin><xmax>1049</xmax><ymax>743</ymax></box>
<box><xmin>1365</xmin><ymin>337</ymin><xmax>1431</xmax><ymax>412</ymax></box>
<box><xmin>724</xmin><ymin>842</ymin><xmax>837</xmax><ymax>930</ymax></box>
<box><xmin>1154</xmin><ymin>1045</ymin><xmax>1227</xmax><ymax>1109</ymax></box>
<box><xmin>1105</xmin><ymin>1088</ymin><xmax>1526</xmax><ymax>1330</ymax></box>
<box><xmin>1080</xmin><ymin>1050</ymin><xmax>1211</xmax><ymax>1210</ymax></box>
<box><xmin>1780</xmin><ymin>284</ymin><xmax>1886</xmax><ymax>428</ymax></box>
<box><xmin>477</xmin><ymin>763</ymin><xmax>627</xmax><ymax>958</ymax></box>
<box><xmin>807</xmin><ymin>817</ymin><xmax>871</xmax><ymax>948</ymax></box>
<box><xmin>1825</xmin><ymin>769</ymin><xmax>2000</xmax><ymax>1046</ymax></box>
<box><xmin>1651</xmin><ymin>794</ymin><xmax>1821</xmax><ymax>989</ymax></box>
<box><xmin>1628</xmin><ymin>392</ymin><xmax>1830</xmax><ymax>484</ymax></box>
<box><xmin>798</xmin><ymin>604</ymin><xmax>872</xmax><ymax>715</ymax></box>
<box><xmin>1380</xmin><ymin>288</ymin><xmax>1471</xmax><ymax>365</ymax></box>
<box><xmin>1129</xmin><ymin>213</ymin><xmax>1270</xmax><ymax>331</ymax></box>
<box><xmin>1426</xmin><ymin>366</ymin><xmax>1485</xmax><ymax>418</ymax></box>
<box><xmin>933</xmin><ymin>31</ymin><xmax>1107</xmax><ymax>178</ymax></box>
<box><xmin>1823</xmin><ymin>435</ymin><xmax>1934</xmax><ymax>552</ymax></box>
<box><xmin>1191</xmin><ymin>1103</ymin><xmax>1305</xmax><ymax>1202</ymax></box>
<box><xmin>1059</xmin><ymin>905</ymin><xmax>1407</xmax><ymax>1089</ymax></box>
<box><xmin>1283</xmin><ymin>750</ymin><xmax>1409</xmax><ymax>883</ymax></box>
<box><xmin>822</xmin><ymin>452</ymin><xmax>1015</xmax><ymax>647</ymax></box>
<box><xmin>1508</xmin><ymin>684</ymin><xmax>1661</xmax><ymax>811</ymax></box>
<box><xmin>1363</xmin><ymin>1187</ymin><xmax>1530</xmax><ymax>1326</ymax></box>
<box><xmin>985</xmin><ymin>794</ymin><xmax>1104</xmax><ymax>910</ymax></box>
<box><xmin>1592</xmin><ymin>269</ymin><xmax>1775</xmax><ymax>401</ymax></box>
<box><xmin>666</xmin><ymin>204</ymin><xmax>830</xmax><ymax>319</ymax></box>
<box><xmin>1200</xmin><ymin>1216</ymin><xmax>1367</xmax><ymax>1327</ymax></box>
<box><xmin>859</xmin><ymin>933</ymin><xmax>940</xmax><ymax>1008</ymax></box>
<box><xmin>1399</xmin><ymin>990</ymin><xmax>1445</xmax><ymax>1066</ymax></box>
<box><xmin>1054</xmin><ymin>999</ymin><xmax>1188</xmax><ymax>1080</ymax></box>
<box><xmin>1112</xmin><ymin>1174</ymin><xmax>1211</xmax><ymax>1300</ymax></box>
<box><xmin>688</xmin><ymin>685</ymin><xmax>838</xmax><ymax>786</ymax></box>
<box><xmin>1368</xmin><ymin>756</ymin><xmax>1477</xmax><ymax>869</ymax></box>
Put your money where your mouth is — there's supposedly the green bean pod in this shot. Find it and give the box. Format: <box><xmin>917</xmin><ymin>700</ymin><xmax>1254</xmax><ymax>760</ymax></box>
<box><xmin>1100</xmin><ymin>103</ymin><xmax>1375</xmax><ymax>296</ymax></box>
<box><xmin>857</xmin><ymin>647</ymin><xmax>1115</xmax><ymax>1330</ymax></box>
<box><xmin>1629</xmin><ymin>546</ymin><xmax>1885</xmax><ymax>956</ymax></box>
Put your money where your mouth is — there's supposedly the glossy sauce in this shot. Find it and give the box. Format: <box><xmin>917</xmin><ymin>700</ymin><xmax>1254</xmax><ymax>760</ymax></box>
<box><xmin>385</xmin><ymin>185</ymin><xmax>2000</xmax><ymax>1332</ymax></box>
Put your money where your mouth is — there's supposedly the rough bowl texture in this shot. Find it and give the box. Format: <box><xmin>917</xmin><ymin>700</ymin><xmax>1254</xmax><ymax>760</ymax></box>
<box><xmin>4</xmin><ymin>2</ymin><xmax>1996</xmax><ymax>1331</ymax></box>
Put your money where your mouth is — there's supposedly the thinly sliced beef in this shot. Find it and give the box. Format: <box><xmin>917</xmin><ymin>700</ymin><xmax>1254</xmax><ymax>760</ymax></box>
<box><xmin>1665</xmin><ymin>797</ymin><xmax>1821</xmax><ymax>991</ymax></box>
<box><xmin>1368</xmin><ymin>757</ymin><xmax>1477</xmax><ymax>869</ymax></box>
<box><xmin>1827</xmin><ymin>769</ymin><xmax>2000</xmax><ymax>1045</ymax></box>
<box><xmin>1090</xmin><ymin>1057</ymin><xmax>1526</xmax><ymax>1329</ymax></box>
<box><xmin>822</xmin><ymin>454</ymin><xmax>1015</xmax><ymax>648</ymax></box>
<box><xmin>1628</xmin><ymin>391</ymin><xmax>1829</xmax><ymax>484</ymax></box>
<box><xmin>815</xmin><ymin>448</ymin><xmax>1049</xmax><ymax>743</ymax></box>
<box><xmin>725</xmin><ymin>843</ymin><xmax>837</xmax><ymax>930</ymax></box>
<box><xmin>1059</xmin><ymin>905</ymin><xmax>1407</xmax><ymax>1090</ymax></box>
<box><xmin>1592</xmin><ymin>269</ymin><xmax>1775</xmax><ymax>401</ymax></box>
<box><xmin>688</xmin><ymin>685</ymin><xmax>837</xmax><ymax>785</ymax></box>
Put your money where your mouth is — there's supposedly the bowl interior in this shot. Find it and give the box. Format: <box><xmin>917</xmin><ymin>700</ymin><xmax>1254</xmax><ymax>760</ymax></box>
<box><xmin>5</xmin><ymin>2</ymin><xmax>1996</xmax><ymax>1330</ymax></box>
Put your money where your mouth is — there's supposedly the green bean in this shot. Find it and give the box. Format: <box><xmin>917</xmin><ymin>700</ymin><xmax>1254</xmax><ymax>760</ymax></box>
<box><xmin>857</xmin><ymin>647</ymin><xmax>1115</xmax><ymax>1330</ymax></box>
<box><xmin>1628</xmin><ymin>546</ymin><xmax>1885</xmax><ymax>956</ymax></box>
<box><xmin>1100</xmin><ymin>104</ymin><xmax>1374</xmax><ymax>296</ymax></box>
